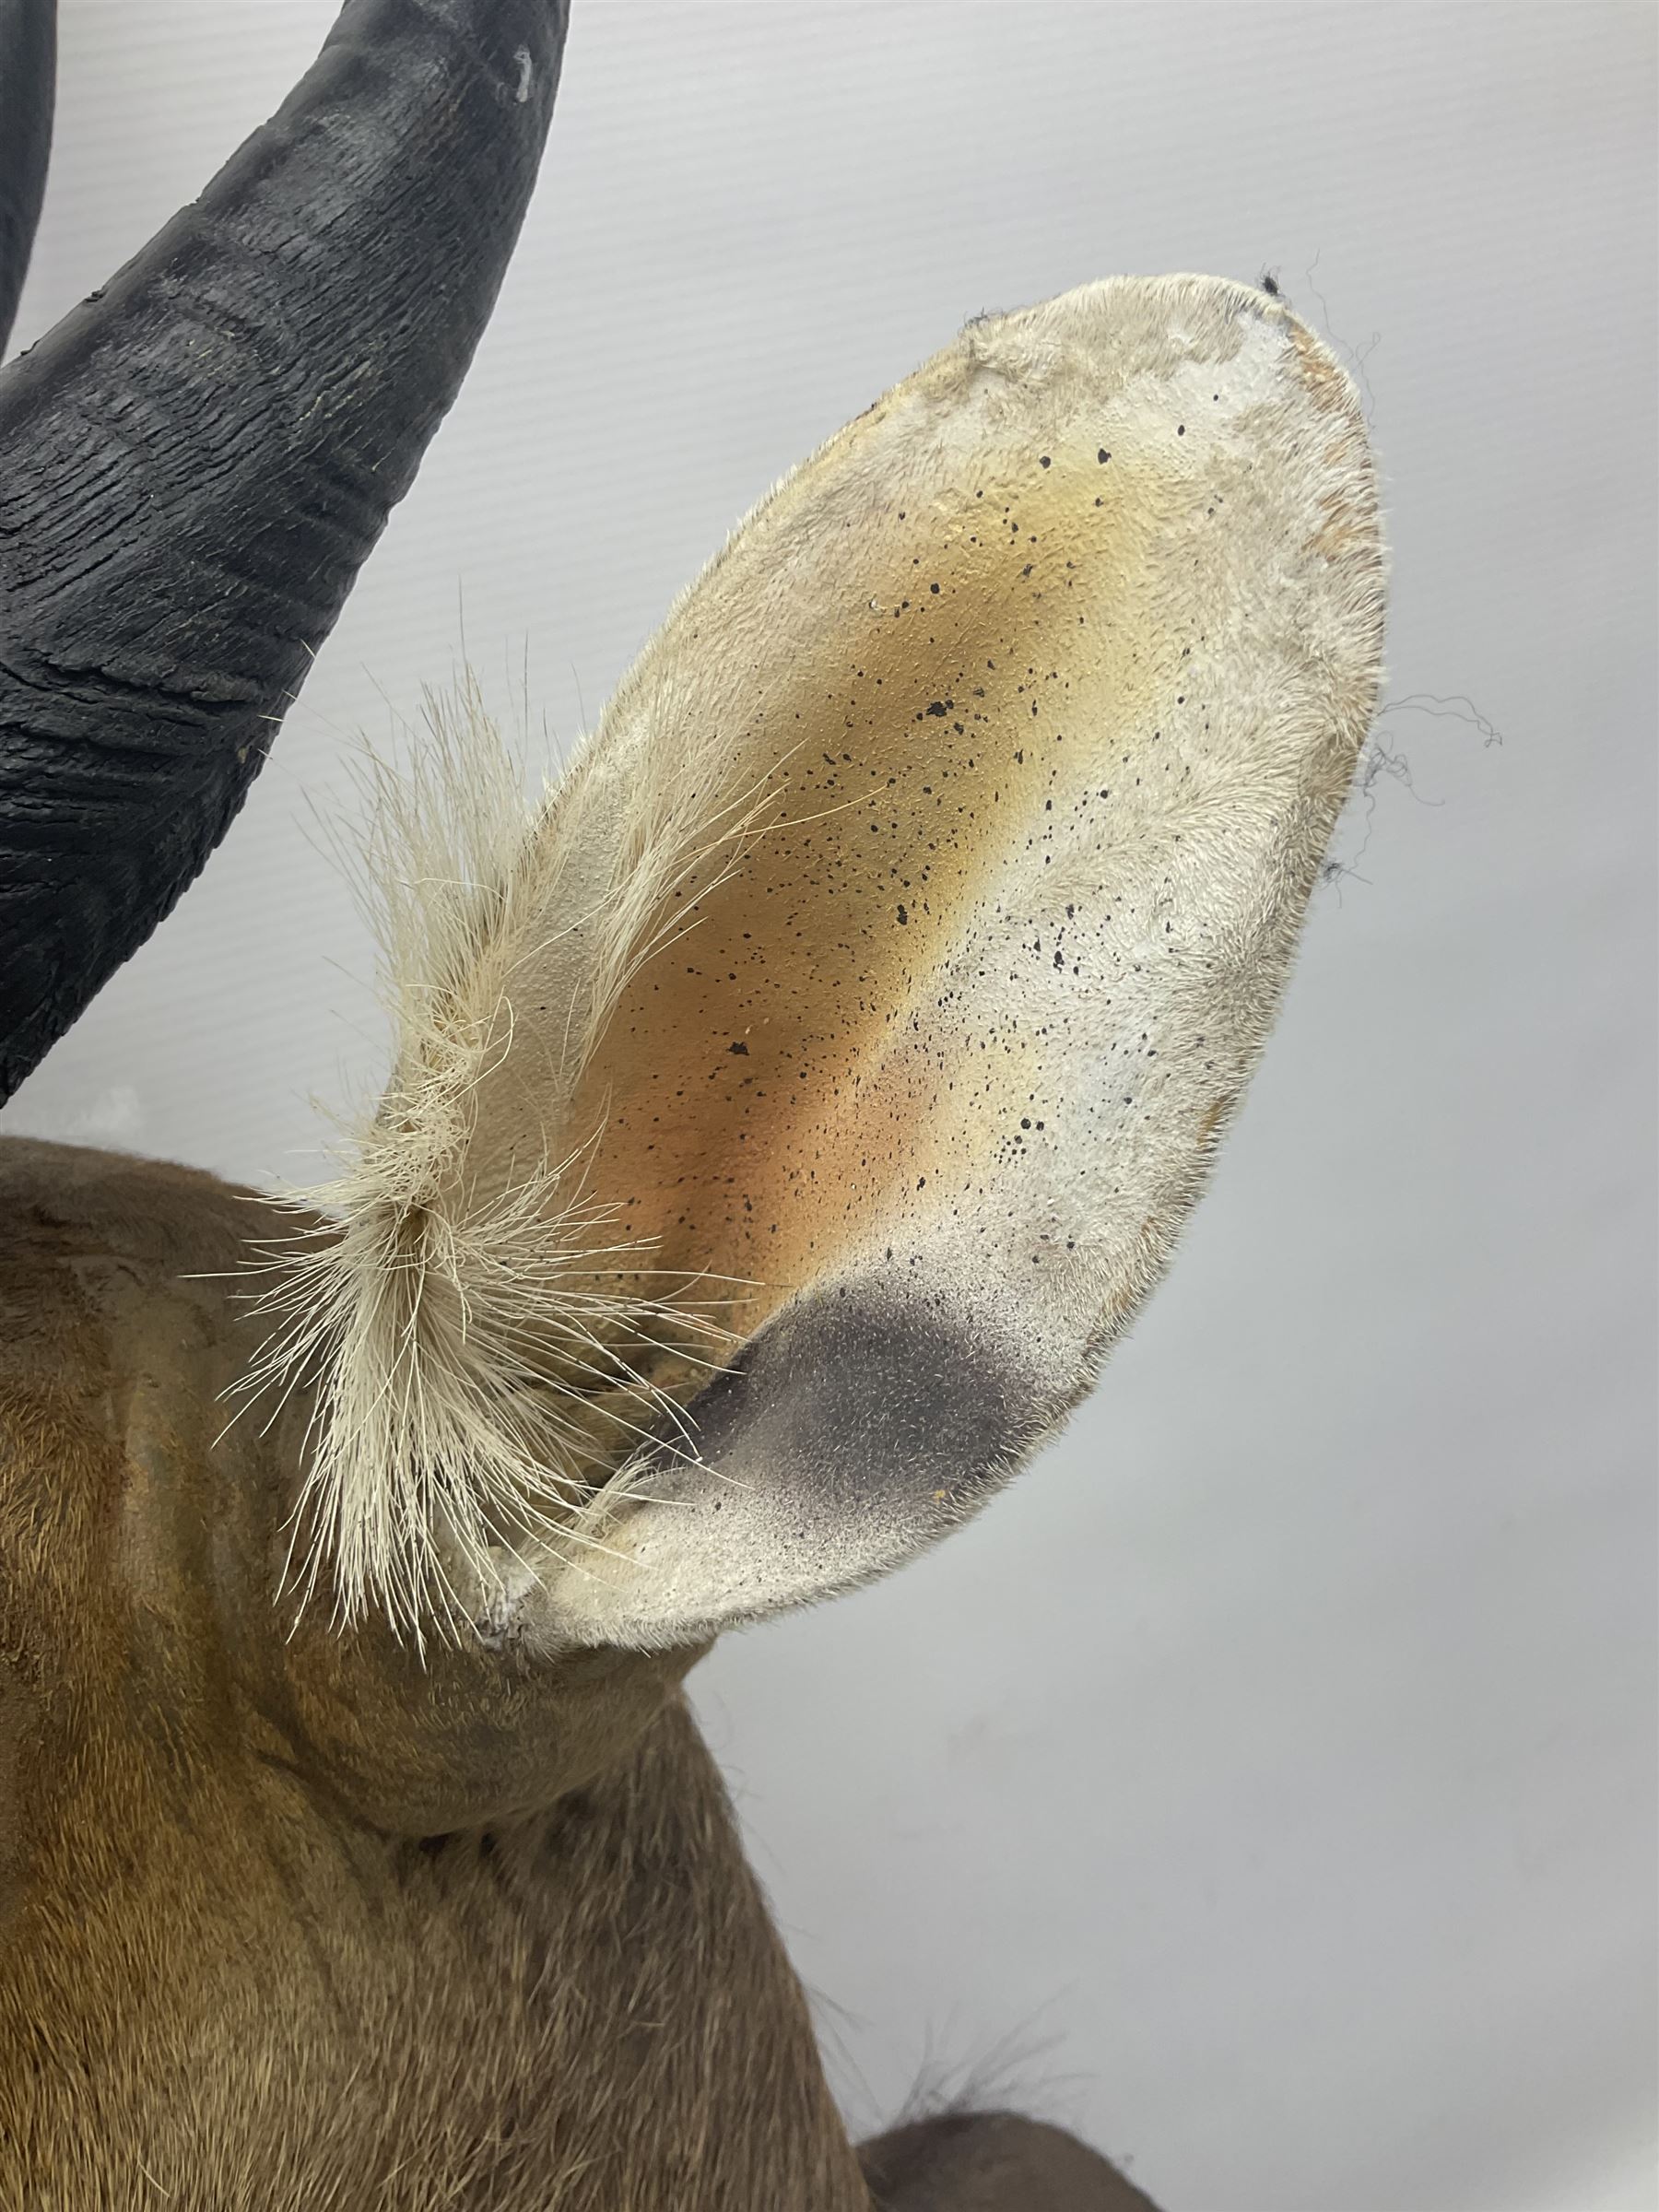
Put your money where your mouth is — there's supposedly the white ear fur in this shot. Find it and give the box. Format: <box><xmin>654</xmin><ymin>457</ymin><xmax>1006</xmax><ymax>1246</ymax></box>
<box><xmin>269</xmin><ymin>276</ymin><xmax>1384</xmax><ymax>1646</ymax></box>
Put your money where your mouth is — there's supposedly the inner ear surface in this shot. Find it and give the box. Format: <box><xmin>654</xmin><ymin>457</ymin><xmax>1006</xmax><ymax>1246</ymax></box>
<box><xmin>302</xmin><ymin>274</ymin><xmax>1382</xmax><ymax>1641</ymax></box>
<box><xmin>504</xmin><ymin>279</ymin><xmax>1377</xmax><ymax>1348</ymax></box>
<box><xmin>545</xmin><ymin>1277</ymin><xmax>1051</xmax><ymax>1648</ymax></box>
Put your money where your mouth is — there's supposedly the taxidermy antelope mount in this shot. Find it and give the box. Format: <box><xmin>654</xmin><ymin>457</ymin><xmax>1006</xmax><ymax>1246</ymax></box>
<box><xmin>0</xmin><ymin>3</ymin><xmax>1384</xmax><ymax>2206</ymax></box>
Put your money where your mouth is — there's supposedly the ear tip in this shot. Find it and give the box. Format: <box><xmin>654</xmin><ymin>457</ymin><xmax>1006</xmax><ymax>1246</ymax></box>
<box><xmin>986</xmin><ymin>270</ymin><xmax>1372</xmax><ymax>413</ymax></box>
<box><xmin>955</xmin><ymin>271</ymin><xmax>1384</xmax><ymax>586</ymax></box>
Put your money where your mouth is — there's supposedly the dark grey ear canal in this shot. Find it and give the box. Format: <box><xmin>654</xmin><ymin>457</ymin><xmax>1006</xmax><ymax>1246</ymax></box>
<box><xmin>0</xmin><ymin>0</ymin><xmax>571</xmax><ymax>1103</ymax></box>
<box><xmin>0</xmin><ymin>0</ymin><xmax>54</xmax><ymax>358</ymax></box>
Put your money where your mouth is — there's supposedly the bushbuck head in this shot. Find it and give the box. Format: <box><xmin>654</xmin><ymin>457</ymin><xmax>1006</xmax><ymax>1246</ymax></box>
<box><xmin>0</xmin><ymin>4</ymin><xmax>1383</xmax><ymax>2205</ymax></box>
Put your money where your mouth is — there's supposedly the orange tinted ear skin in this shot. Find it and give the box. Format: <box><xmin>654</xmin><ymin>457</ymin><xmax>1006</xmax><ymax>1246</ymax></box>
<box><xmin>525</xmin><ymin>279</ymin><xmax>1382</xmax><ymax>1647</ymax></box>
<box><xmin>286</xmin><ymin>276</ymin><xmax>1383</xmax><ymax>1649</ymax></box>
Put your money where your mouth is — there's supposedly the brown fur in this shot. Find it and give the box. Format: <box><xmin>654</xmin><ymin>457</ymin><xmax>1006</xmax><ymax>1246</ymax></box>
<box><xmin>0</xmin><ymin>1137</ymin><xmax>1141</xmax><ymax>2208</ymax></box>
<box><xmin>861</xmin><ymin>2113</ymin><xmax>1162</xmax><ymax>2210</ymax></box>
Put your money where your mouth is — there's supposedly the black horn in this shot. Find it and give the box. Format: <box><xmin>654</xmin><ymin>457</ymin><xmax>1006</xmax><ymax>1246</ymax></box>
<box><xmin>0</xmin><ymin>0</ymin><xmax>570</xmax><ymax>1102</ymax></box>
<box><xmin>0</xmin><ymin>0</ymin><xmax>54</xmax><ymax>357</ymax></box>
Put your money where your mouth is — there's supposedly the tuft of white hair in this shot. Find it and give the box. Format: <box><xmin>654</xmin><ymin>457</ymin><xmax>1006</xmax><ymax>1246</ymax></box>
<box><xmin>238</xmin><ymin>675</ymin><xmax>770</xmax><ymax>1640</ymax></box>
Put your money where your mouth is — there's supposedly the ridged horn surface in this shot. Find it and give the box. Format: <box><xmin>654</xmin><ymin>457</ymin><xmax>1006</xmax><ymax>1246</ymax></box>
<box><xmin>0</xmin><ymin>0</ymin><xmax>569</xmax><ymax>1100</ymax></box>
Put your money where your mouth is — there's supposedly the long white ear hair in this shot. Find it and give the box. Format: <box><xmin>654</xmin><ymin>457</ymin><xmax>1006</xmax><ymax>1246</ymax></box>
<box><xmin>264</xmin><ymin>276</ymin><xmax>1385</xmax><ymax>1647</ymax></box>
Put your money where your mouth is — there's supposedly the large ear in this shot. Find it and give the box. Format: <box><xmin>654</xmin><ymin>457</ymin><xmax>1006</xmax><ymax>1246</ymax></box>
<box><xmin>282</xmin><ymin>275</ymin><xmax>1384</xmax><ymax>1650</ymax></box>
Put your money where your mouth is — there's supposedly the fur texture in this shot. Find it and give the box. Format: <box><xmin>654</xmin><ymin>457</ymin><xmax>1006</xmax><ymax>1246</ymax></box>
<box><xmin>262</xmin><ymin>277</ymin><xmax>1384</xmax><ymax>1650</ymax></box>
<box><xmin>0</xmin><ymin>1139</ymin><xmax>1147</xmax><ymax>2209</ymax></box>
<box><xmin>243</xmin><ymin>676</ymin><xmax>760</xmax><ymax>1635</ymax></box>
<box><xmin>0</xmin><ymin>272</ymin><xmax>1382</xmax><ymax>2210</ymax></box>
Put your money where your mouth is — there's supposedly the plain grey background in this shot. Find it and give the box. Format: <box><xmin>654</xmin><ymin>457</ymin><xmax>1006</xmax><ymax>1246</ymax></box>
<box><xmin>4</xmin><ymin>6</ymin><xmax>1654</xmax><ymax>2209</ymax></box>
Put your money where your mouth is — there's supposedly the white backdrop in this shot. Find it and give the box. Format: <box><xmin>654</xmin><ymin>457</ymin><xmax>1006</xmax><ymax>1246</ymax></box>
<box><xmin>4</xmin><ymin>7</ymin><xmax>1654</xmax><ymax>2209</ymax></box>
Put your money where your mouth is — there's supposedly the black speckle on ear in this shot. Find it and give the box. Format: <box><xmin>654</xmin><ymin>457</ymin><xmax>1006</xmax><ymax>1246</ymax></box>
<box><xmin>727</xmin><ymin>1041</ymin><xmax>749</xmax><ymax>1056</ymax></box>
